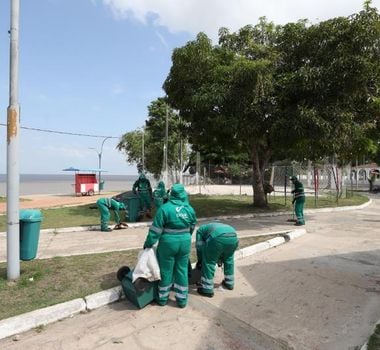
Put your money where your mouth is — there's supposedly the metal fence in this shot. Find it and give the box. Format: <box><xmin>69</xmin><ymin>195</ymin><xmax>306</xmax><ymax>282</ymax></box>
<box><xmin>161</xmin><ymin>162</ymin><xmax>377</xmax><ymax>207</ymax></box>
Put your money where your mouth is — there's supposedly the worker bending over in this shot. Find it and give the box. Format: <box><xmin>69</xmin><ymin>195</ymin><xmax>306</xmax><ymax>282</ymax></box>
<box><xmin>96</xmin><ymin>198</ymin><xmax>125</xmax><ymax>232</ymax></box>
<box><xmin>196</xmin><ymin>222</ymin><xmax>239</xmax><ymax>297</ymax></box>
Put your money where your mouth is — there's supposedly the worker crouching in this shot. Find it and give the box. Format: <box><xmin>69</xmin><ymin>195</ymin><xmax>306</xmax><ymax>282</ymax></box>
<box><xmin>96</xmin><ymin>198</ymin><xmax>126</xmax><ymax>232</ymax></box>
<box><xmin>196</xmin><ymin>222</ymin><xmax>239</xmax><ymax>297</ymax></box>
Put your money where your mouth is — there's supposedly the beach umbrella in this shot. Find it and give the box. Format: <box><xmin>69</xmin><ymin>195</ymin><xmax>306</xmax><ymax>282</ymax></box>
<box><xmin>62</xmin><ymin>167</ymin><xmax>81</xmax><ymax>172</ymax></box>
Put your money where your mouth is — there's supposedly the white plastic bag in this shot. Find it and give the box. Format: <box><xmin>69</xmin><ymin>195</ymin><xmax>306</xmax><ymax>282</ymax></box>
<box><xmin>132</xmin><ymin>247</ymin><xmax>161</xmax><ymax>283</ymax></box>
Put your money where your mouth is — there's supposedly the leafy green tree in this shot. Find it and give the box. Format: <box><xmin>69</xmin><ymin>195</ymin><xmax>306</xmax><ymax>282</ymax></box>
<box><xmin>273</xmin><ymin>2</ymin><xmax>380</xmax><ymax>164</ymax></box>
<box><xmin>164</xmin><ymin>4</ymin><xmax>380</xmax><ymax>207</ymax></box>
<box><xmin>117</xmin><ymin>98</ymin><xmax>189</xmax><ymax>178</ymax></box>
<box><xmin>164</xmin><ymin>21</ymin><xmax>280</xmax><ymax>207</ymax></box>
<box><xmin>116</xmin><ymin>129</ymin><xmax>145</xmax><ymax>168</ymax></box>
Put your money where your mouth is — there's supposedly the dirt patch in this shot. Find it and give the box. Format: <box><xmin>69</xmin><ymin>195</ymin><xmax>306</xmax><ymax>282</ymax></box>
<box><xmin>0</xmin><ymin>192</ymin><xmax>119</xmax><ymax>215</ymax></box>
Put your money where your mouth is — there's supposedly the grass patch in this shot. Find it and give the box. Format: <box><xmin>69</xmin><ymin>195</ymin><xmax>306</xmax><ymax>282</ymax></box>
<box><xmin>0</xmin><ymin>193</ymin><xmax>368</xmax><ymax>231</ymax></box>
<box><xmin>0</xmin><ymin>197</ymin><xmax>5</xmax><ymax>203</ymax></box>
<box><xmin>368</xmin><ymin>324</ymin><xmax>380</xmax><ymax>350</ymax></box>
<box><xmin>0</xmin><ymin>234</ymin><xmax>279</xmax><ymax>320</ymax></box>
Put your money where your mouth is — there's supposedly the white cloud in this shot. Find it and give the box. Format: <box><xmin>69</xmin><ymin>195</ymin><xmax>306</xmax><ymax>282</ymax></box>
<box><xmin>102</xmin><ymin>0</ymin><xmax>380</xmax><ymax>40</ymax></box>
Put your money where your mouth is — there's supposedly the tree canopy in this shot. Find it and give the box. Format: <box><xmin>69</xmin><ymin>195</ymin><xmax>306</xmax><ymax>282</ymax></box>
<box><xmin>163</xmin><ymin>3</ymin><xmax>380</xmax><ymax>207</ymax></box>
<box><xmin>117</xmin><ymin>98</ymin><xmax>189</xmax><ymax>178</ymax></box>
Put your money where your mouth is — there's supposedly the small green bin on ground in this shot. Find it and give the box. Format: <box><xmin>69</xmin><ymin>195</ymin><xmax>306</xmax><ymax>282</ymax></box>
<box><xmin>19</xmin><ymin>209</ymin><xmax>43</xmax><ymax>261</ymax></box>
<box><xmin>120</xmin><ymin>270</ymin><xmax>157</xmax><ymax>309</ymax></box>
<box><xmin>99</xmin><ymin>181</ymin><xmax>105</xmax><ymax>190</ymax></box>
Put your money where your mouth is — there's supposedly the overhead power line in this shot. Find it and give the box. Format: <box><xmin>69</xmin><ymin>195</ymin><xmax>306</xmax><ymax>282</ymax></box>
<box><xmin>0</xmin><ymin>123</ymin><xmax>119</xmax><ymax>139</ymax></box>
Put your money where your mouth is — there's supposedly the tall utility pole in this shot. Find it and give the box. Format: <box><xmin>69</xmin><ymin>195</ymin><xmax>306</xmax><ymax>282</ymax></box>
<box><xmin>7</xmin><ymin>0</ymin><xmax>21</xmax><ymax>280</ymax></box>
<box><xmin>141</xmin><ymin>127</ymin><xmax>145</xmax><ymax>171</ymax></box>
<box><xmin>179</xmin><ymin>114</ymin><xmax>183</xmax><ymax>184</ymax></box>
<box><xmin>89</xmin><ymin>136</ymin><xmax>111</xmax><ymax>194</ymax></box>
<box><xmin>163</xmin><ymin>106</ymin><xmax>169</xmax><ymax>185</ymax></box>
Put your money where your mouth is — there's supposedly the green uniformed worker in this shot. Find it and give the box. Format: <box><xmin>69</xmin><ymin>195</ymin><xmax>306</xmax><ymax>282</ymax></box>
<box><xmin>143</xmin><ymin>183</ymin><xmax>197</xmax><ymax>308</ymax></box>
<box><xmin>290</xmin><ymin>176</ymin><xmax>305</xmax><ymax>226</ymax></box>
<box><xmin>133</xmin><ymin>173</ymin><xmax>153</xmax><ymax>217</ymax></box>
<box><xmin>196</xmin><ymin>222</ymin><xmax>239</xmax><ymax>297</ymax></box>
<box><xmin>96</xmin><ymin>198</ymin><xmax>125</xmax><ymax>232</ymax></box>
<box><xmin>153</xmin><ymin>181</ymin><xmax>168</xmax><ymax>209</ymax></box>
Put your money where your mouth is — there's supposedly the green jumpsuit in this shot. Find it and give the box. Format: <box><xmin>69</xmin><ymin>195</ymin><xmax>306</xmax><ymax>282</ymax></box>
<box><xmin>96</xmin><ymin>198</ymin><xmax>125</xmax><ymax>232</ymax></box>
<box><xmin>143</xmin><ymin>184</ymin><xmax>197</xmax><ymax>308</ymax></box>
<box><xmin>133</xmin><ymin>173</ymin><xmax>152</xmax><ymax>214</ymax></box>
<box><xmin>290</xmin><ymin>176</ymin><xmax>305</xmax><ymax>225</ymax></box>
<box><xmin>196</xmin><ymin>222</ymin><xmax>239</xmax><ymax>296</ymax></box>
<box><xmin>153</xmin><ymin>181</ymin><xmax>168</xmax><ymax>209</ymax></box>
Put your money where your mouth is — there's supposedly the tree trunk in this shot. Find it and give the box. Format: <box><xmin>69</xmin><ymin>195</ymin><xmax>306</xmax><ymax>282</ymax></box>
<box><xmin>251</xmin><ymin>145</ymin><xmax>268</xmax><ymax>208</ymax></box>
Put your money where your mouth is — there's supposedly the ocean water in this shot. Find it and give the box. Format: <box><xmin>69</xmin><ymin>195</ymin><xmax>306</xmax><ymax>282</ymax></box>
<box><xmin>0</xmin><ymin>174</ymin><xmax>141</xmax><ymax>196</ymax></box>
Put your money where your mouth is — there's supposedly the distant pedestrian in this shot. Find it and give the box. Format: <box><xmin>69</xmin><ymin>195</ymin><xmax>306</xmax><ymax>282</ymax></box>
<box><xmin>96</xmin><ymin>198</ymin><xmax>125</xmax><ymax>232</ymax></box>
<box><xmin>290</xmin><ymin>176</ymin><xmax>305</xmax><ymax>226</ymax></box>
<box><xmin>195</xmin><ymin>222</ymin><xmax>239</xmax><ymax>297</ymax></box>
<box><xmin>133</xmin><ymin>173</ymin><xmax>153</xmax><ymax>218</ymax></box>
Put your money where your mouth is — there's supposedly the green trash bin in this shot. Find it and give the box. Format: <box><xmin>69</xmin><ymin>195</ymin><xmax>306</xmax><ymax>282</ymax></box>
<box><xmin>99</xmin><ymin>181</ymin><xmax>105</xmax><ymax>191</ymax></box>
<box><xmin>119</xmin><ymin>269</ymin><xmax>157</xmax><ymax>309</ymax></box>
<box><xmin>19</xmin><ymin>209</ymin><xmax>43</xmax><ymax>261</ymax></box>
<box><xmin>125</xmin><ymin>195</ymin><xmax>142</xmax><ymax>222</ymax></box>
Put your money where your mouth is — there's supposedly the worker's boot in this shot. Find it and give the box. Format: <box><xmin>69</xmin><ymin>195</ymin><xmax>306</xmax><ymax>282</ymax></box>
<box><xmin>221</xmin><ymin>280</ymin><xmax>234</xmax><ymax>290</ymax></box>
<box><xmin>197</xmin><ymin>287</ymin><xmax>214</xmax><ymax>298</ymax></box>
<box><xmin>294</xmin><ymin>222</ymin><xmax>305</xmax><ymax>226</ymax></box>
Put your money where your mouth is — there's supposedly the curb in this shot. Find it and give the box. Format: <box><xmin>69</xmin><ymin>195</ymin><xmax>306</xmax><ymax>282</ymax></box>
<box><xmin>0</xmin><ymin>228</ymin><xmax>306</xmax><ymax>341</ymax></box>
<box><xmin>0</xmin><ymin>298</ymin><xmax>86</xmax><ymax>340</ymax></box>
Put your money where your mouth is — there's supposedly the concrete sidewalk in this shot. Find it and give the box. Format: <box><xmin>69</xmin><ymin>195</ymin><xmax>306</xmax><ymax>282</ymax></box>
<box><xmin>0</xmin><ymin>196</ymin><xmax>379</xmax><ymax>349</ymax></box>
<box><xmin>0</xmin><ymin>201</ymin><xmax>370</xmax><ymax>262</ymax></box>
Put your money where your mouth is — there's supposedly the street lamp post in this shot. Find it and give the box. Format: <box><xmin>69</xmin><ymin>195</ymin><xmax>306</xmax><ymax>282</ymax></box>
<box><xmin>89</xmin><ymin>136</ymin><xmax>111</xmax><ymax>194</ymax></box>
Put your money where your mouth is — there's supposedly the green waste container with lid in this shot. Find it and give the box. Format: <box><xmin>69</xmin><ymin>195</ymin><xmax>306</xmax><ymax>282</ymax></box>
<box><xmin>118</xmin><ymin>267</ymin><xmax>158</xmax><ymax>309</ymax></box>
<box><xmin>19</xmin><ymin>209</ymin><xmax>43</xmax><ymax>261</ymax></box>
<box><xmin>112</xmin><ymin>191</ymin><xmax>142</xmax><ymax>222</ymax></box>
<box><xmin>125</xmin><ymin>195</ymin><xmax>142</xmax><ymax>222</ymax></box>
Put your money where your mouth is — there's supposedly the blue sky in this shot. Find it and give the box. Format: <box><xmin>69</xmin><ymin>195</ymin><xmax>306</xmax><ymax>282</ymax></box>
<box><xmin>0</xmin><ymin>0</ymin><xmax>379</xmax><ymax>175</ymax></box>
